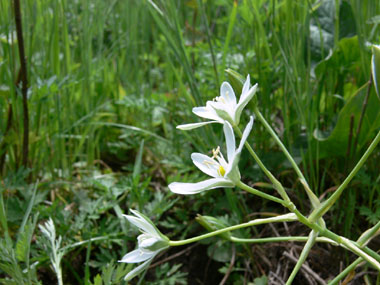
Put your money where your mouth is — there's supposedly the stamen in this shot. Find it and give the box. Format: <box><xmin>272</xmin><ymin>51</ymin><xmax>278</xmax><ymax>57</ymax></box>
<box><xmin>212</xmin><ymin>146</ymin><xmax>220</xmax><ymax>158</ymax></box>
<box><xmin>218</xmin><ymin>96</ymin><xmax>226</xmax><ymax>103</ymax></box>
<box><xmin>203</xmin><ymin>160</ymin><xmax>218</xmax><ymax>169</ymax></box>
<box><xmin>213</xmin><ymin>96</ymin><xmax>226</xmax><ymax>104</ymax></box>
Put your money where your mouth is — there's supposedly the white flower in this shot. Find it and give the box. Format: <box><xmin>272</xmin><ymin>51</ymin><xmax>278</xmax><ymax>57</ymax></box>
<box><xmin>177</xmin><ymin>75</ymin><xmax>258</xmax><ymax>130</ymax></box>
<box><xmin>119</xmin><ymin>210</ymin><xmax>169</xmax><ymax>281</ymax></box>
<box><xmin>169</xmin><ymin>116</ymin><xmax>254</xmax><ymax>194</ymax></box>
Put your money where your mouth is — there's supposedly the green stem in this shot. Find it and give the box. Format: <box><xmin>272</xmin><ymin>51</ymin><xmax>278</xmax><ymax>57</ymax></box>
<box><xmin>170</xmin><ymin>181</ymin><xmax>380</xmax><ymax>268</ymax></box>
<box><xmin>233</xmin><ymin>125</ymin><xmax>291</xmax><ymax>203</ymax></box>
<box><xmin>324</xmin><ymin>227</ymin><xmax>380</xmax><ymax>260</ymax></box>
<box><xmin>319</xmin><ymin>230</ymin><xmax>380</xmax><ymax>270</ymax></box>
<box><xmin>171</xmin><ymin>183</ymin><xmax>379</xmax><ymax>263</ymax></box>
<box><xmin>353</xmin><ymin>242</ymin><xmax>380</xmax><ymax>263</ymax></box>
<box><xmin>238</xmin><ymin>181</ymin><xmax>314</xmax><ymax>229</ymax></box>
<box><xmin>238</xmin><ymin>183</ymin><xmax>380</xmax><ymax>269</ymax></box>
<box><xmin>230</xmin><ymin>235</ymin><xmax>336</xmax><ymax>244</ymax></box>
<box><xmin>253</xmin><ymin>108</ymin><xmax>307</xmax><ymax>185</ymax></box>
<box><xmin>253</xmin><ymin>107</ymin><xmax>321</xmax><ymax>208</ymax></box>
<box><xmin>286</xmin><ymin>230</ymin><xmax>318</xmax><ymax>285</ymax></box>
<box><xmin>330</xmin><ymin>221</ymin><xmax>380</xmax><ymax>284</ymax></box>
<box><xmin>339</xmin><ymin>237</ymin><xmax>380</xmax><ymax>269</ymax></box>
<box><xmin>236</xmin><ymin>181</ymin><xmax>287</xmax><ymax>206</ymax></box>
<box><xmin>169</xmin><ymin>213</ymin><xmax>298</xmax><ymax>246</ymax></box>
<box><xmin>236</xmin><ymin>182</ymin><xmax>380</xmax><ymax>268</ymax></box>
<box><xmin>238</xmin><ymin>181</ymin><xmax>313</xmax><ymax>232</ymax></box>
<box><xmin>309</xmin><ymin>130</ymin><xmax>380</xmax><ymax>222</ymax></box>
<box><xmin>328</xmin><ymin>257</ymin><xmax>362</xmax><ymax>285</ymax></box>
<box><xmin>0</xmin><ymin>193</ymin><xmax>12</xmax><ymax>246</ymax></box>
<box><xmin>357</xmin><ymin>220</ymin><xmax>380</xmax><ymax>246</ymax></box>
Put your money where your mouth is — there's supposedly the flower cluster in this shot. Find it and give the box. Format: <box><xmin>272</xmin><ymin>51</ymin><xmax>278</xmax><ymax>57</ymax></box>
<box><xmin>120</xmin><ymin>75</ymin><xmax>258</xmax><ymax>280</ymax></box>
<box><xmin>177</xmin><ymin>75</ymin><xmax>257</xmax><ymax>130</ymax></box>
<box><xmin>119</xmin><ymin>210</ymin><xmax>169</xmax><ymax>281</ymax></box>
<box><xmin>169</xmin><ymin>117</ymin><xmax>253</xmax><ymax>194</ymax></box>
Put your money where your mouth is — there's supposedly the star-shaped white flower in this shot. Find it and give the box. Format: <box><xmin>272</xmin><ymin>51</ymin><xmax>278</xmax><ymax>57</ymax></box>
<box><xmin>169</xmin><ymin>116</ymin><xmax>254</xmax><ymax>194</ymax></box>
<box><xmin>119</xmin><ymin>210</ymin><xmax>169</xmax><ymax>281</ymax></box>
<box><xmin>177</xmin><ymin>75</ymin><xmax>258</xmax><ymax>130</ymax></box>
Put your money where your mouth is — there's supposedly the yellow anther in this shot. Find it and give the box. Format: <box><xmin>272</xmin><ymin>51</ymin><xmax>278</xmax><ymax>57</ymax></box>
<box><xmin>218</xmin><ymin>166</ymin><xmax>226</xmax><ymax>177</ymax></box>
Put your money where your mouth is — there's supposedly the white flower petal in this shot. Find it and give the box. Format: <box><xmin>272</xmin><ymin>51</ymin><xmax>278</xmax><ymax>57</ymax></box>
<box><xmin>208</xmin><ymin>101</ymin><xmax>234</xmax><ymax>122</ymax></box>
<box><xmin>191</xmin><ymin>153</ymin><xmax>220</xmax><ymax>178</ymax></box>
<box><xmin>138</xmin><ymin>236</ymin><xmax>159</xmax><ymax>248</ymax></box>
<box><xmin>168</xmin><ymin>178</ymin><xmax>234</xmax><ymax>195</ymax></box>
<box><xmin>177</xmin><ymin>121</ymin><xmax>219</xmax><ymax>130</ymax></box>
<box><xmin>237</xmin><ymin>116</ymin><xmax>254</xmax><ymax>154</ymax></box>
<box><xmin>193</xmin><ymin>105</ymin><xmax>223</xmax><ymax>122</ymax></box>
<box><xmin>239</xmin><ymin>82</ymin><xmax>258</xmax><ymax>105</ymax></box>
<box><xmin>120</xmin><ymin>248</ymin><xmax>155</xmax><ymax>263</ymax></box>
<box><xmin>242</xmin><ymin>75</ymin><xmax>250</xmax><ymax>95</ymax></box>
<box><xmin>207</xmin><ymin>101</ymin><xmax>225</xmax><ymax>112</ymax></box>
<box><xmin>223</xmin><ymin>122</ymin><xmax>235</xmax><ymax>163</ymax></box>
<box><xmin>123</xmin><ymin>215</ymin><xmax>148</xmax><ymax>231</ymax></box>
<box><xmin>220</xmin><ymin>82</ymin><xmax>237</xmax><ymax>106</ymax></box>
<box><xmin>234</xmin><ymin>83</ymin><xmax>258</xmax><ymax>124</ymax></box>
<box><xmin>225</xmin><ymin>116</ymin><xmax>254</xmax><ymax>181</ymax></box>
<box><xmin>124</xmin><ymin>211</ymin><xmax>157</xmax><ymax>236</ymax></box>
<box><xmin>123</xmin><ymin>258</ymin><xmax>153</xmax><ymax>281</ymax></box>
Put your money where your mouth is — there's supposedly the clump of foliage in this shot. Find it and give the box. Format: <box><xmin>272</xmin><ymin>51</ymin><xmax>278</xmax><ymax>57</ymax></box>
<box><xmin>1</xmin><ymin>0</ymin><xmax>380</xmax><ymax>284</ymax></box>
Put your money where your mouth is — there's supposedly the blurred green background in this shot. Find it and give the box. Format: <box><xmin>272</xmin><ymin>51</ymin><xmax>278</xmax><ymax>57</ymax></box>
<box><xmin>1</xmin><ymin>0</ymin><xmax>380</xmax><ymax>283</ymax></box>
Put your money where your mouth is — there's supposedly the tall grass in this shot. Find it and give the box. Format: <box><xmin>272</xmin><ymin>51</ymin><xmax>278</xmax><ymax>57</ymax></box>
<box><xmin>0</xmin><ymin>0</ymin><xmax>380</xmax><ymax>282</ymax></box>
<box><xmin>0</xmin><ymin>0</ymin><xmax>378</xmax><ymax>223</ymax></box>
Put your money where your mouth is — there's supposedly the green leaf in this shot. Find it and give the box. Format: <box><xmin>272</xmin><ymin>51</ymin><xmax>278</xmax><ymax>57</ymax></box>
<box><xmin>0</xmin><ymin>85</ymin><xmax>10</xmax><ymax>98</ymax></box>
<box><xmin>314</xmin><ymin>82</ymin><xmax>380</xmax><ymax>158</ymax></box>
<box><xmin>207</xmin><ymin>241</ymin><xmax>232</xmax><ymax>263</ymax></box>
<box><xmin>133</xmin><ymin>139</ymin><xmax>144</xmax><ymax>181</ymax></box>
<box><xmin>359</xmin><ymin>206</ymin><xmax>380</xmax><ymax>225</ymax></box>
<box><xmin>253</xmin><ymin>275</ymin><xmax>268</xmax><ymax>285</ymax></box>
<box><xmin>309</xmin><ymin>0</ymin><xmax>335</xmax><ymax>61</ymax></box>
<box><xmin>15</xmin><ymin>223</ymin><xmax>30</xmax><ymax>262</ymax></box>
<box><xmin>310</xmin><ymin>0</ymin><xmax>357</xmax><ymax>62</ymax></box>
<box><xmin>371</xmin><ymin>45</ymin><xmax>380</xmax><ymax>101</ymax></box>
<box><xmin>314</xmin><ymin>36</ymin><xmax>360</xmax><ymax>80</ymax></box>
<box><xmin>93</xmin><ymin>274</ymin><xmax>103</xmax><ymax>285</ymax></box>
<box><xmin>339</xmin><ymin>1</ymin><xmax>356</xmax><ymax>38</ymax></box>
<box><xmin>0</xmin><ymin>279</ymin><xmax>19</xmax><ymax>285</ymax></box>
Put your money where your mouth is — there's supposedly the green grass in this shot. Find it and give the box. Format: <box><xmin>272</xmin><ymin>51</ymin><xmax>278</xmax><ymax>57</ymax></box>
<box><xmin>1</xmin><ymin>0</ymin><xmax>380</xmax><ymax>283</ymax></box>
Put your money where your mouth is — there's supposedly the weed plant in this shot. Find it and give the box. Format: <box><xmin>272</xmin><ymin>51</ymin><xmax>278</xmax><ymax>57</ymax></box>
<box><xmin>0</xmin><ymin>0</ymin><xmax>380</xmax><ymax>284</ymax></box>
